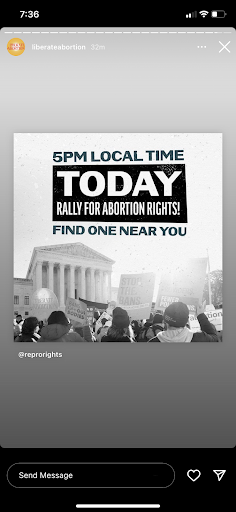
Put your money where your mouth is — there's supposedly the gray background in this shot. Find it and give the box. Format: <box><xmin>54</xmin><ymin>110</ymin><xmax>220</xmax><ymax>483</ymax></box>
<box><xmin>0</xmin><ymin>27</ymin><xmax>235</xmax><ymax>448</ymax></box>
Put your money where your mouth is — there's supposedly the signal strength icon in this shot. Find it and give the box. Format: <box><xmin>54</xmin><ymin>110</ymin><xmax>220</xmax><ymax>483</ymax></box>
<box><xmin>186</xmin><ymin>11</ymin><xmax>197</xmax><ymax>18</ymax></box>
<box><xmin>199</xmin><ymin>10</ymin><xmax>209</xmax><ymax>17</ymax></box>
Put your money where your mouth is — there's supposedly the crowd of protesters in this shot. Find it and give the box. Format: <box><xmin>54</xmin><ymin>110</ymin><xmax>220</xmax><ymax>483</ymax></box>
<box><xmin>14</xmin><ymin>300</ymin><xmax>221</xmax><ymax>343</ymax></box>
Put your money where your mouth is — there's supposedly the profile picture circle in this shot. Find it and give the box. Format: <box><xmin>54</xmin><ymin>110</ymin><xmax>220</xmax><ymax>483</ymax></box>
<box><xmin>7</xmin><ymin>38</ymin><xmax>25</xmax><ymax>56</ymax></box>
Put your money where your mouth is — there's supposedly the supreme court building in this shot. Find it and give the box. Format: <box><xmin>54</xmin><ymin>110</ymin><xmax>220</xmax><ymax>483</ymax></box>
<box><xmin>14</xmin><ymin>242</ymin><xmax>115</xmax><ymax>316</ymax></box>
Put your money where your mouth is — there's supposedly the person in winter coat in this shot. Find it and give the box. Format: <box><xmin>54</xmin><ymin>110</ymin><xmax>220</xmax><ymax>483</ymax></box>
<box><xmin>14</xmin><ymin>316</ymin><xmax>41</xmax><ymax>342</ymax></box>
<box><xmin>146</xmin><ymin>313</ymin><xmax>164</xmax><ymax>341</ymax></box>
<box><xmin>39</xmin><ymin>311</ymin><xmax>85</xmax><ymax>342</ymax></box>
<box><xmin>14</xmin><ymin>322</ymin><xmax>21</xmax><ymax>339</ymax></box>
<box><xmin>131</xmin><ymin>320</ymin><xmax>141</xmax><ymax>339</ymax></box>
<box><xmin>101</xmin><ymin>307</ymin><xmax>135</xmax><ymax>342</ymax></box>
<box><xmin>14</xmin><ymin>314</ymin><xmax>24</xmax><ymax>335</ymax></box>
<box><xmin>149</xmin><ymin>301</ymin><xmax>219</xmax><ymax>343</ymax></box>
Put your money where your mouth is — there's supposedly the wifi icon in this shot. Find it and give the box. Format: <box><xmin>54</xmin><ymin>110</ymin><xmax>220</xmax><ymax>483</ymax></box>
<box><xmin>199</xmin><ymin>10</ymin><xmax>209</xmax><ymax>17</ymax></box>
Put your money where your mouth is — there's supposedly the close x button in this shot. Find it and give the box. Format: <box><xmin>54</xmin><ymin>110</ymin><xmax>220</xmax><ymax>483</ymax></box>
<box><xmin>7</xmin><ymin>462</ymin><xmax>175</xmax><ymax>488</ymax></box>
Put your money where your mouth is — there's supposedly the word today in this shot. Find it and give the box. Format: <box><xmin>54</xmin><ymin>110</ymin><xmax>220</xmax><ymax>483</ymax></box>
<box><xmin>53</xmin><ymin>164</ymin><xmax>187</xmax><ymax>222</ymax></box>
<box><xmin>56</xmin><ymin>169</ymin><xmax>182</xmax><ymax>197</ymax></box>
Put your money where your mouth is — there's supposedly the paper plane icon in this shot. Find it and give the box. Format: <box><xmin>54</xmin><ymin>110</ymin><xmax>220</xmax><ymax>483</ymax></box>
<box><xmin>213</xmin><ymin>470</ymin><xmax>226</xmax><ymax>481</ymax></box>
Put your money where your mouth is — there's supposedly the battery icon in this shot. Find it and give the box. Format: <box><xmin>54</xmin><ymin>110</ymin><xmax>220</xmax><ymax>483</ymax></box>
<box><xmin>211</xmin><ymin>10</ymin><xmax>227</xmax><ymax>18</ymax></box>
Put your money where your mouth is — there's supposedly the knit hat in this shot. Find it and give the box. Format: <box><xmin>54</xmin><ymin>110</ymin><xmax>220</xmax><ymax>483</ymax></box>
<box><xmin>112</xmin><ymin>307</ymin><xmax>130</xmax><ymax>329</ymax></box>
<box><xmin>153</xmin><ymin>313</ymin><xmax>163</xmax><ymax>324</ymax></box>
<box><xmin>164</xmin><ymin>302</ymin><xmax>189</xmax><ymax>328</ymax></box>
<box><xmin>47</xmin><ymin>310</ymin><xmax>69</xmax><ymax>326</ymax></box>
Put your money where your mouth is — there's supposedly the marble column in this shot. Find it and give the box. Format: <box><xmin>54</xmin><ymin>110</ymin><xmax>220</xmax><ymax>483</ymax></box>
<box><xmin>76</xmin><ymin>268</ymin><xmax>80</xmax><ymax>300</ymax></box>
<box><xmin>32</xmin><ymin>268</ymin><xmax>36</xmax><ymax>292</ymax></box>
<box><xmin>86</xmin><ymin>269</ymin><xmax>91</xmax><ymax>300</ymax></box>
<box><xmin>90</xmin><ymin>268</ymin><xmax>95</xmax><ymax>301</ymax></box>
<box><xmin>35</xmin><ymin>261</ymin><xmax>43</xmax><ymax>290</ymax></box>
<box><xmin>81</xmin><ymin>267</ymin><xmax>86</xmax><ymax>301</ymax></box>
<box><xmin>69</xmin><ymin>265</ymin><xmax>75</xmax><ymax>299</ymax></box>
<box><xmin>95</xmin><ymin>271</ymin><xmax>99</xmax><ymax>302</ymax></box>
<box><xmin>98</xmin><ymin>270</ymin><xmax>102</xmax><ymax>302</ymax></box>
<box><xmin>103</xmin><ymin>271</ymin><xmax>108</xmax><ymax>303</ymax></box>
<box><xmin>100</xmin><ymin>271</ymin><xmax>105</xmax><ymax>303</ymax></box>
<box><xmin>59</xmin><ymin>263</ymin><xmax>65</xmax><ymax>307</ymax></box>
<box><xmin>48</xmin><ymin>262</ymin><xmax>54</xmax><ymax>292</ymax></box>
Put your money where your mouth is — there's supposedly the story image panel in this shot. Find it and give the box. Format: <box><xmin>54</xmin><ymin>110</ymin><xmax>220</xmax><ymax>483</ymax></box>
<box><xmin>13</xmin><ymin>133</ymin><xmax>222</xmax><ymax>343</ymax></box>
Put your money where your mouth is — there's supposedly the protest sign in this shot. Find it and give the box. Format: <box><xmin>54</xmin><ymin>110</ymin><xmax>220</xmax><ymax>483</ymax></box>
<box><xmin>95</xmin><ymin>311</ymin><xmax>112</xmax><ymax>333</ymax></box>
<box><xmin>189</xmin><ymin>309</ymin><xmax>223</xmax><ymax>332</ymax></box>
<box><xmin>65</xmin><ymin>297</ymin><xmax>87</xmax><ymax>325</ymax></box>
<box><xmin>117</xmin><ymin>272</ymin><xmax>155</xmax><ymax>320</ymax></box>
<box><xmin>31</xmin><ymin>288</ymin><xmax>59</xmax><ymax>321</ymax></box>
<box><xmin>156</xmin><ymin>258</ymin><xmax>208</xmax><ymax>312</ymax></box>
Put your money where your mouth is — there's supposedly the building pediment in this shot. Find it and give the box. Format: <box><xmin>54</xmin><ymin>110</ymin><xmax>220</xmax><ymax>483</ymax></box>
<box><xmin>36</xmin><ymin>243</ymin><xmax>114</xmax><ymax>263</ymax></box>
<box><xmin>26</xmin><ymin>242</ymin><xmax>115</xmax><ymax>279</ymax></box>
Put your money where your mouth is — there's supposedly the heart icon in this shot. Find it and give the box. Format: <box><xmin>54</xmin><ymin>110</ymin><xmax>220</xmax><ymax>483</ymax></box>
<box><xmin>187</xmin><ymin>469</ymin><xmax>201</xmax><ymax>482</ymax></box>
